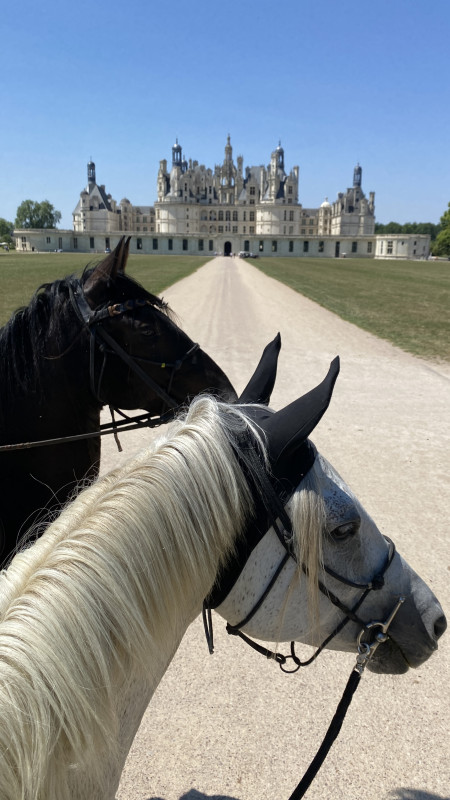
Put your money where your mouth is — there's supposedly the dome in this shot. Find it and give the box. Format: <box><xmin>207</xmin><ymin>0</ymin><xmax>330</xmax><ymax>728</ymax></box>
<box><xmin>320</xmin><ymin>197</ymin><xmax>331</xmax><ymax>208</ymax></box>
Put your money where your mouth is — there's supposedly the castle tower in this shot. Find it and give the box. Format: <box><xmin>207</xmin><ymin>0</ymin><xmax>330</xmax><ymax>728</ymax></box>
<box><xmin>353</xmin><ymin>163</ymin><xmax>362</xmax><ymax>188</ymax></box>
<box><xmin>172</xmin><ymin>139</ymin><xmax>182</xmax><ymax>169</ymax></box>
<box><xmin>87</xmin><ymin>160</ymin><xmax>96</xmax><ymax>185</ymax></box>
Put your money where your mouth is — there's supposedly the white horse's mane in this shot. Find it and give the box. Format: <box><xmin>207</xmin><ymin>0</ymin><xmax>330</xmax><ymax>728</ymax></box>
<box><xmin>0</xmin><ymin>396</ymin><xmax>323</xmax><ymax>800</ymax></box>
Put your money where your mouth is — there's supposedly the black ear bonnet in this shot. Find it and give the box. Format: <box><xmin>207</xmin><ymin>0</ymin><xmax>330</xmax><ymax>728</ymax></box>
<box><xmin>206</xmin><ymin>339</ymin><xmax>340</xmax><ymax>608</ymax></box>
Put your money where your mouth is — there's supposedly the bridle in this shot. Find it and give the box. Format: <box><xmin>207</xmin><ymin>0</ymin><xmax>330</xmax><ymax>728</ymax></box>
<box><xmin>69</xmin><ymin>280</ymin><xmax>200</xmax><ymax>416</ymax></box>
<box><xmin>0</xmin><ymin>281</ymin><xmax>201</xmax><ymax>454</ymax></box>
<box><xmin>203</xmin><ymin>438</ymin><xmax>399</xmax><ymax>666</ymax></box>
<box><xmin>202</xmin><ymin>432</ymin><xmax>405</xmax><ymax>799</ymax></box>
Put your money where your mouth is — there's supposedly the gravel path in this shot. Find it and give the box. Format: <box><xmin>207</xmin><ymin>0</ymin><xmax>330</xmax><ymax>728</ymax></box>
<box><xmin>99</xmin><ymin>257</ymin><xmax>449</xmax><ymax>800</ymax></box>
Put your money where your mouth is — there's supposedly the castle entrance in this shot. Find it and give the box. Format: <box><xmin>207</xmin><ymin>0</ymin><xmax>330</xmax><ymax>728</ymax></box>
<box><xmin>224</xmin><ymin>241</ymin><xmax>232</xmax><ymax>256</ymax></box>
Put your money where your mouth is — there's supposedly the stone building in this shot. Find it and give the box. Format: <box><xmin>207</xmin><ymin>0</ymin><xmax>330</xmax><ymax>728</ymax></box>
<box><xmin>13</xmin><ymin>138</ymin><xmax>430</xmax><ymax>259</ymax></box>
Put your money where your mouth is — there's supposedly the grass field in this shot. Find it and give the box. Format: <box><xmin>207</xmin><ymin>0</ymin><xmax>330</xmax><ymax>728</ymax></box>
<box><xmin>0</xmin><ymin>252</ymin><xmax>212</xmax><ymax>326</ymax></box>
<box><xmin>254</xmin><ymin>257</ymin><xmax>450</xmax><ymax>362</ymax></box>
<box><xmin>1</xmin><ymin>251</ymin><xmax>449</xmax><ymax>362</ymax></box>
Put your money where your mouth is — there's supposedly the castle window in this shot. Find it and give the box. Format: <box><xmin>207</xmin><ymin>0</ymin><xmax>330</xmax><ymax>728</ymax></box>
<box><xmin>218</xmin><ymin>226</ymin><xmax>223</xmax><ymax>233</ymax></box>
<box><xmin>137</xmin><ymin>238</ymin><xmax>143</xmax><ymax>250</ymax></box>
<box><xmin>198</xmin><ymin>239</ymin><xmax>204</xmax><ymax>251</ymax></box>
<box><xmin>153</xmin><ymin>238</ymin><xmax>158</xmax><ymax>250</ymax></box>
<box><xmin>232</xmin><ymin>210</ymin><xmax>238</xmax><ymax>221</ymax></box>
<box><xmin>249</xmin><ymin>186</ymin><xmax>256</xmax><ymax>195</ymax></box>
<box><xmin>259</xmin><ymin>240</ymin><xmax>264</xmax><ymax>252</ymax></box>
<box><xmin>250</xmin><ymin>199</ymin><xmax>255</xmax><ymax>205</ymax></box>
<box><xmin>272</xmin><ymin>240</ymin><xmax>277</xmax><ymax>252</ymax></box>
<box><xmin>288</xmin><ymin>186</ymin><xmax>293</xmax><ymax>194</ymax></box>
<box><xmin>367</xmin><ymin>241</ymin><xmax>373</xmax><ymax>253</ymax></box>
<box><xmin>244</xmin><ymin>240</ymin><xmax>250</xmax><ymax>251</ymax></box>
<box><xmin>46</xmin><ymin>237</ymin><xmax>51</xmax><ymax>244</ymax></box>
<box><xmin>73</xmin><ymin>238</ymin><xmax>78</xmax><ymax>249</ymax></box>
<box><xmin>303</xmin><ymin>241</ymin><xmax>309</xmax><ymax>253</ymax></box>
<box><xmin>218</xmin><ymin>211</ymin><xmax>223</xmax><ymax>221</ymax></box>
<box><xmin>289</xmin><ymin>210</ymin><xmax>294</xmax><ymax>221</ymax></box>
<box><xmin>90</xmin><ymin>237</ymin><xmax>95</xmax><ymax>248</ymax></box>
<box><xmin>183</xmin><ymin>239</ymin><xmax>188</xmax><ymax>251</ymax></box>
<box><xmin>301</xmin><ymin>229</ymin><xmax>306</xmax><ymax>235</ymax></box>
<box><xmin>232</xmin><ymin>226</ymin><xmax>238</xmax><ymax>233</ymax></box>
<box><xmin>319</xmin><ymin>241</ymin><xmax>324</xmax><ymax>253</ymax></box>
<box><xmin>387</xmin><ymin>241</ymin><xmax>393</xmax><ymax>255</ymax></box>
<box><xmin>249</xmin><ymin>226</ymin><xmax>255</xmax><ymax>234</ymax></box>
<box><xmin>209</xmin><ymin>240</ymin><xmax>214</xmax><ymax>251</ymax></box>
<box><xmin>352</xmin><ymin>241</ymin><xmax>358</xmax><ymax>253</ymax></box>
<box><xmin>289</xmin><ymin>240</ymin><xmax>294</xmax><ymax>252</ymax></box>
<box><xmin>249</xmin><ymin>211</ymin><xmax>255</xmax><ymax>222</ymax></box>
<box><xmin>225</xmin><ymin>211</ymin><xmax>231</xmax><ymax>221</ymax></box>
<box><xmin>168</xmin><ymin>239</ymin><xmax>173</xmax><ymax>251</ymax></box>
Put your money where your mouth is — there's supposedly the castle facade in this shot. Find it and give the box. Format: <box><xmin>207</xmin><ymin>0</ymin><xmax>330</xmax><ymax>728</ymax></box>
<box><xmin>14</xmin><ymin>138</ymin><xmax>430</xmax><ymax>260</ymax></box>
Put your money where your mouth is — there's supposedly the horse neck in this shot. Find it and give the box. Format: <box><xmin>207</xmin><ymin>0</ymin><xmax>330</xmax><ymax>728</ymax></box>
<box><xmin>0</xmin><ymin>301</ymin><xmax>100</xmax><ymax>439</ymax></box>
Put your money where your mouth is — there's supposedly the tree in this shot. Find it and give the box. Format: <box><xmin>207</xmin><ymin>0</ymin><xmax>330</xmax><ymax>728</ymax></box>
<box><xmin>433</xmin><ymin>202</ymin><xmax>450</xmax><ymax>256</ymax></box>
<box><xmin>0</xmin><ymin>217</ymin><xmax>14</xmax><ymax>246</ymax></box>
<box><xmin>15</xmin><ymin>200</ymin><xmax>62</xmax><ymax>229</ymax></box>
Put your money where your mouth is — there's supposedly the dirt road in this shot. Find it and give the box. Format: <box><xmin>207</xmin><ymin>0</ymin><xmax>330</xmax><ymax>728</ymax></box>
<box><xmin>100</xmin><ymin>257</ymin><xmax>449</xmax><ymax>800</ymax></box>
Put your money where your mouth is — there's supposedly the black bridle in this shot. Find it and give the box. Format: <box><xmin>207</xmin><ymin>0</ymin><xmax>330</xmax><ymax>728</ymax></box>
<box><xmin>69</xmin><ymin>280</ymin><xmax>200</xmax><ymax>414</ymax></box>
<box><xmin>202</xmin><ymin>432</ymin><xmax>404</xmax><ymax>799</ymax></box>
<box><xmin>0</xmin><ymin>282</ymin><xmax>200</xmax><ymax>455</ymax></box>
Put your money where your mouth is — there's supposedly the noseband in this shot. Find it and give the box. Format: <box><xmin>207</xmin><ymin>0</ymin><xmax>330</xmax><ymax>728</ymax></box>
<box><xmin>69</xmin><ymin>281</ymin><xmax>200</xmax><ymax>420</ymax></box>
<box><xmin>203</xmin><ymin>437</ymin><xmax>399</xmax><ymax>670</ymax></box>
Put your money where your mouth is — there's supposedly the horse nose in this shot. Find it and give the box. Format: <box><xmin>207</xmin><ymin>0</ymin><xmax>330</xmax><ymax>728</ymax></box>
<box><xmin>434</xmin><ymin>613</ymin><xmax>447</xmax><ymax>641</ymax></box>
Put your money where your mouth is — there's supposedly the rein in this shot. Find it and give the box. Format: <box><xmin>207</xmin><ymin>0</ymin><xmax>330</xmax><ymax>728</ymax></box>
<box><xmin>68</xmin><ymin>281</ymin><xmax>200</xmax><ymax>412</ymax></box>
<box><xmin>0</xmin><ymin>283</ymin><xmax>200</xmax><ymax>454</ymax></box>
<box><xmin>202</xmin><ymin>436</ymin><xmax>404</xmax><ymax>799</ymax></box>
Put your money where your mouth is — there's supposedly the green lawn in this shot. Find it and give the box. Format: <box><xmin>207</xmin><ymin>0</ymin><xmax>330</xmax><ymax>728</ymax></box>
<box><xmin>254</xmin><ymin>257</ymin><xmax>450</xmax><ymax>362</ymax></box>
<box><xmin>0</xmin><ymin>252</ymin><xmax>212</xmax><ymax>326</ymax></box>
<box><xmin>1</xmin><ymin>251</ymin><xmax>449</xmax><ymax>362</ymax></box>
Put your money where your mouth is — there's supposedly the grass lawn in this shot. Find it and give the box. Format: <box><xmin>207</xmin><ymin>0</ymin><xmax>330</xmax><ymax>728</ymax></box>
<box><xmin>0</xmin><ymin>252</ymin><xmax>212</xmax><ymax>326</ymax></box>
<box><xmin>254</xmin><ymin>257</ymin><xmax>450</xmax><ymax>362</ymax></box>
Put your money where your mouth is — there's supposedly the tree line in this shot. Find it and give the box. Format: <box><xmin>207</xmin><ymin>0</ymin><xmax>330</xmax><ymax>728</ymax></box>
<box><xmin>375</xmin><ymin>206</ymin><xmax>450</xmax><ymax>255</ymax></box>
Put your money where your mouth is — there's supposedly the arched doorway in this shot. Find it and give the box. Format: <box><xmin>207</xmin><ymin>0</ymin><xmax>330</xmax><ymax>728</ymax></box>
<box><xmin>224</xmin><ymin>241</ymin><xmax>232</xmax><ymax>256</ymax></box>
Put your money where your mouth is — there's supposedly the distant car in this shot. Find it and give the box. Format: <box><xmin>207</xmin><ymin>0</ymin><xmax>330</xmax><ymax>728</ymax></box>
<box><xmin>105</xmin><ymin>248</ymin><xmax>111</xmax><ymax>253</ymax></box>
<box><xmin>249</xmin><ymin>253</ymin><xmax>259</xmax><ymax>258</ymax></box>
<box><xmin>238</xmin><ymin>251</ymin><xmax>250</xmax><ymax>258</ymax></box>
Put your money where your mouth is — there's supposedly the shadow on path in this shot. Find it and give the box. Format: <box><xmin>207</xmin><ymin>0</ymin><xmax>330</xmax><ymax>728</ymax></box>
<box><xmin>389</xmin><ymin>790</ymin><xmax>449</xmax><ymax>800</ymax></box>
<box><xmin>148</xmin><ymin>791</ymin><xmax>241</xmax><ymax>800</ymax></box>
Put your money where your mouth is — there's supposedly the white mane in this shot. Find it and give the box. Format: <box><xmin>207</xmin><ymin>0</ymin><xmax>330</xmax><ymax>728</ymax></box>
<box><xmin>0</xmin><ymin>396</ymin><xmax>323</xmax><ymax>800</ymax></box>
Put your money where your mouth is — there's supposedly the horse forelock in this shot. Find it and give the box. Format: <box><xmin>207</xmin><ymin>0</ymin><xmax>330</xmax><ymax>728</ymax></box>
<box><xmin>81</xmin><ymin>265</ymin><xmax>174</xmax><ymax>320</ymax></box>
<box><xmin>0</xmin><ymin>396</ymin><xmax>257</xmax><ymax>799</ymax></box>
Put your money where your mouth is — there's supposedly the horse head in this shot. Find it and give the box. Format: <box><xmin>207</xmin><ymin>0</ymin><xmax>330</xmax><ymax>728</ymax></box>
<box><xmin>208</xmin><ymin>352</ymin><xmax>446</xmax><ymax>675</ymax></box>
<box><xmin>78</xmin><ymin>236</ymin><xmax>237</xmax><ymax>412</ymax></box>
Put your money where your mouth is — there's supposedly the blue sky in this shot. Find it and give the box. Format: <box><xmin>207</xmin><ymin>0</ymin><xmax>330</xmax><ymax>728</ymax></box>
<box><xmin>1</xmin><ymin>0</ymin><xmax>449</xmax><ymax>230</ymax></box>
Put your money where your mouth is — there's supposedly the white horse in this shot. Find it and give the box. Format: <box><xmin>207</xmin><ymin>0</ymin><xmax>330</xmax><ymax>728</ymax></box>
<box><xmin>0</xmin><ymin>342</ymin><xmax>446</xmax><ymax>800</ymax></box>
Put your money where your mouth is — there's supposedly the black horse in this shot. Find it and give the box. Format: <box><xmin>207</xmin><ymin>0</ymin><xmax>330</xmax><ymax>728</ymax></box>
<box><xmin>0</xmin><ymin>237</ymin><xmax>236</xmax><ymax>563</ymax></box>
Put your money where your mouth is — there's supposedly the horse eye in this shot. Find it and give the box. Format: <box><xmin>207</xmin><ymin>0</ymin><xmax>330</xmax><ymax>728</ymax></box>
<box><xmin>330</xmin><ymin>519</ymin><xmax>361</xmax><ymax>541</ymax></box>
<box><xmin>140</xmin><ymin>327</ymin><xmax>155</xmax><ymax>337</ymax></box>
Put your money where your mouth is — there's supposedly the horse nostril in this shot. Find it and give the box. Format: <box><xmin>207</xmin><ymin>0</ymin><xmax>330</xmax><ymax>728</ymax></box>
<box><xmin>434</xmin><ymin>614</ymin><xmax>447</xmax><ymax>641</ymax></box>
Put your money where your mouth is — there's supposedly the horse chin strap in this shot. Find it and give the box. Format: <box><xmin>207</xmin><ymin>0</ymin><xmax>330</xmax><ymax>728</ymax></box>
<box><xmin>202</xmin><ymin>442</ymin><xmax>406</xmax><ymax>800</ymax></box>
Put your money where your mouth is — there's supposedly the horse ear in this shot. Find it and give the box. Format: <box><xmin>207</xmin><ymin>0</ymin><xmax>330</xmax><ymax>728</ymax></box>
<box><xmin>238</xmin><ymin>333</ymin><xmax>281</xmax><ymax>405</ymax></box>
<box><xmin>262</xmin><ymin>357</ymin><xmax>340</xmax><ymax>481</ymax></box>
<box><xmin>83</xmin><ymin>237</ymin><xmax>131</xmax><ymax>304</ymax></box>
